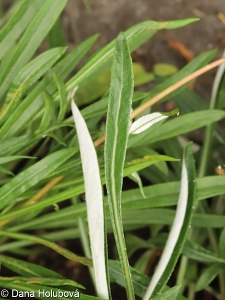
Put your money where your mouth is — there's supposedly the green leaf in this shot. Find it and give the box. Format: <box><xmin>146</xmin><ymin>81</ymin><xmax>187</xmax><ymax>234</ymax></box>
<box><xmin>0</xmin><ymin>34</ymin><xmax>98</xmax><ymax>140</ymax></box>
<box><xmin>149</xmin><ymin>235</ymin><xmax>225</xmax><ymax>265</ymax></box>
<box><xmin>0</xmin><ymin>254</ymin><xmax>64</xmax><ymax>278</ymax></box>
<box><xmin>153</xmin><ymin>63</ymin><xmax>178</xmax><ymax>77</ymax></box>
<box><xmin>184</xmin><ymin>240</ymin><xmax>225</xmax><ymax>264</ymax></box>
<box><xmin>195</xmin><ymin>264</ymin><xmax>225</xmax><ymax>291</ymax></box>
<box><xmin>109</xmin><ymin>259</ymin><xmax>149</xmax><ymax>298</ymax></box>
<box><xmin>0</xmin><ymin>0</ymin><xmax>67</xmax><ymax>98</ymax></box>
<box><xmin>152</xmin><ymin>285</ymin><xmax>182</xmax><ymax>300</ymax></box>
<box><xmin>143</xmin><ymin>143</ymin><xmax>196</xmax><ymax>298</ymax></box>
<box><xmin>0</xmin><ymin>133</ymin><xmax>35</xmax><ymax>157</ymax></box>
<box><xmin>48</xmin><ymin>16</ymin><xmax>66</xmax><ymax>48</ymax></box>
<box><xmin>0</xmin><ymin>156</ymin><xmax>35</xmax><ymax>164</ymax></box>
<box><xmin>108</xmin><ymin>260</ymin><xmax>186</xmax><ymax>300</ymax></box>
<box><xmin>124</xmin><ymin>155</ymin><xmax>179</xmax><ymax>176</ymax></box>
<box><xmin>0</xmin><ymin>0</ymin><xmax>42</xmax><ymax>61</ymax></box>
<box><xmin>219</xmin><ymin>228</ymin><xmax>225</xmax><ymax>259</ymax></box>
<box><xmin>0</xmin><ymin>47</ymin><xmax>66</xmax><ymax>126</ymax></box>
<box><xmin>133</xmin><ymin>62</ymin><xmax>155</xmax><ymax>86</ymax></box>
<box><xmin>0</xmin><ymin>276</ymin><xmax>84</xmax><ymax>289</ymax></box>
<box><xmin>198</xmin><ymin>48</ymin><xmax>225</xmax><ymax>176</ymax></box>
<box><xmin>0</xmin><ymin>230</ymin><xmax>91</xmax><ymax>267</ymax></box>
<box><xmin>36</xmin><ymin>91</ymin><xmax>55</xmax><ymax>133</ymax></box>
<box><xmin>104</xmin><ymin>33</ymin><xmax>135</xmax><ymax>299</ymax></box>
<box><xmin>121</xmin><ymin>175</ymin><xmax>225</xmax><ymax>210</ymax></box>
<box><xmin>3</xmin><ymin>173</ymin><xmax>225</xmax><ymax>232</ymax></box>
<box><xmin>53</xmin><ymin>72</ymin><xmax>67</xmax><ymax>122</ymax></box>
<box><xmin>0</xmin><ymin>148</ymin><xmax>75</xmax><ymax>210</ymax></box>
<box><xmin>0</xmin><ymin>165</ymin><xmax>14</xmax><ymax>176</ymax></box>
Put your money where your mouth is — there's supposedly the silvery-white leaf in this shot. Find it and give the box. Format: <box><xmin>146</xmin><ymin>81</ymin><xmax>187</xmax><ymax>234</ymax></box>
<box><xmin>143</xmin><ymin>157</ymin><xmax>189</xmax><ymax>300</ymax></box>
<box><xmin>129</xmin><ymin>113</ymin><xmax>168</xmax><ymax>134</ymax></box>
<box><xmin>71</xmin><ymin>99</ymin><xmax>109</xmax><ymax>299</ymax></box>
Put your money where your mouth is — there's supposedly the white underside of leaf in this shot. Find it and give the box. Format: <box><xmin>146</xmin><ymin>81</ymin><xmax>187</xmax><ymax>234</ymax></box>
<box><xmin>71</xmin><ymin>100</ymin><xmax>109</xmax><ymax>299</ymax></box>
<box><xmin>143</xmin><ymin>159</ymin><xmax>188</xmax><ymax>300</ymax></box>
<box><xmin>129</xmin><ymin>113</ymin><xmax>168</xmax><ymax>134</ymax></box>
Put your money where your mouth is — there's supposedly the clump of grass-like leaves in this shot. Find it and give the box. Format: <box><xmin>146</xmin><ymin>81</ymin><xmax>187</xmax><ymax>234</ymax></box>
<box><xmin>0</xmin><ymin>1</ymin><xmax>225</xmax><ymax>300</ymax></box>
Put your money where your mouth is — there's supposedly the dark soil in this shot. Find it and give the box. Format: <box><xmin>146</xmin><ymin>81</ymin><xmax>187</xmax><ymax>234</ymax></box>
<box><xmin>64</xmin><ymin>0</ymin><xmax>225</xmax><ymax>56</ymax></box>
<box><xmin>63</xmin><ymin>0</ymin><xmax>225</xmax><ymax>96</ymax></box>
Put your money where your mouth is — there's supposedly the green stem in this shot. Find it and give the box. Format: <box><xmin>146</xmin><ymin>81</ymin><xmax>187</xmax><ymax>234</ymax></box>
<box><xmin>0</xmin><ymin>230</ymin><xmax>91</xmax><ymax>266</ymax></box>
<box><xmin>78</xmin><ymin>218</ymin><xmax>96</xmax><ymax>285</ymax></box>
<box><xmin>72</xmin><ymin>197</ymin><xmax>96</xmax><ymax>290</ymax></box>
<box><xmin>187</xmin><ymin>283</ymin><xmax>196</xmax><ymax>300</ymax></box>
<box><xmin>177</xmin><ymin>52</ymin><xmax>225</xmax><ymax>299</ymax></box>
<box><xmin>219</xmin><ymin>271</ymin><xmax>225</xmax><ymax>300</ymax></box>
<box><xmin>112</xmin><ymin>208</ymin><xmax>135</xmax><ymax>300</ymax></box>
<box><xmin>198</xmin><ymin>50</ymin><xmax>225</xmax><ymax>300</ymax></box>
<box><xmin>199</xmin><ymin>50</ymin><xmax>225</xmax><ymax>177</ymax></box>
<box><xmin>198</xmin><ymin>123</ymin><xmax>215</xmax><ymax>177</ymax></box>
<box><xmin>82</xmin><ymin>0</ymin><xmax>92</xmax><ymax>12</ymax></box>
<box><xmin>176</xmin><ymin>255</ymin><xmax>188</xmax><ymax>286</ymax></box>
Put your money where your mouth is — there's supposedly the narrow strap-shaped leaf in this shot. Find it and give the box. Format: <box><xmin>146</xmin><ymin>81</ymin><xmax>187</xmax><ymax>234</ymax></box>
<box><xmin>0</xmin><ymin>276</ymin><xmax>84</xmax><ymax>289</ymax></box>
<box><xmin>0</xmin><ymin>0</ymin><xmax>28</xmax><ymax>41</ymax></box>
<box><xmin>0</xmin><ymin>148</ymin><xmax>75</xmax><ymax>210</ymax></box>
<box><xmin>36</xmin><ymin>92</ymin><xmax>55</xmax><ymax>134</ymax></box>
<box><xmin>71</xmin><ymin>101</ymin><xmax>109</xmax><ymax>299</ymax></box>
<box><xmin>108</xmin><ymin>260</ymin><xmax>185</xmax><ymax>300</ymax></box>
<box><xmin>0</xmin><ymin>47</ymin><xmax>66</xmax><ymax>125</ymax></box>
<box><xmin>129</xmin><ymin>113</ymin><xmax>168</xmax><ymax>134</ymax></box>
<box><xmin>0</xmin><ymin>156</ymin><xmax>35</xmax><ymax>164</ymax></box>
<box><xmin>143</xmin><ymin>143</ymin><xmax>196</xmax><ymax>299</ymax></box>
<box><xmin>195</xmin><ymin>263</ymin><xmax>224</xmax><ymax>291</ymax></box>
<box><xmin>219</xmin><ymin>228</ymin><xmax>225</xmax><ymax>259</ymax></box>
<box><xmin>0</xmin><ymin>0</ymin><xmax>42</xmax><ymax>61</ymax></box>
<box><xmin>62</xmin><ymin>19</ymin><xmax>198</xmax><ymax>99</ymax></box>
<box><xmin>53</xmin><ymin>72</ymin><xmax>67</xmax><ymax>122</ymax></box>
<box><xmin>0</xmin><ymin>0</ymin><xmax>67</xmax><ymax>98</ymax></box>
<box><xmin>129</xmin><ymin>109</ymin><xmax>179</xmax><ymax>135</ymax></box>
<box><xmin>104</xmin><ymin>33</ymin><xmax>135</xmax><ymax>299</ymax></box>
<box><xmin>0</xmin><ymin>254</ymin><xmax>63</xmax><ymax>278</ymax></box>
<box><xmin>151</xmin><ymin>285</ymin><xmax>182</xmax><ymax>300</ymax></box>
<box><xmin>0</xmin><ymin>34</ymin><xmax>98</xmax><ymax>140</ymax></box>
<box><xmin>0</xmin><ymin>230</ymin><xmax>91</xmax><ymax>267</ymax></box>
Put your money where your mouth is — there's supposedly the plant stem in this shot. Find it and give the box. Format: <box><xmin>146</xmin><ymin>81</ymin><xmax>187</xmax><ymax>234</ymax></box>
<box><xmin>187</xmin><ymin>283</ymin><xmax>196</xmax><ymax>300</ymax></box>
<box><xmin>176</xmin><ymin>255</ymin><xmax>188</xmax><ymax>286</ymax></box>
<box><xmin>82</xmin><ymin>0</ymin><xmax>92</xmax><ymax>12</ymax></box>
<box><xmin>198</xmin><ymin>49</ymin><xmax>225</xmax><ymax>177</ymax></box>
<box><xmin>198</xmin><ymin>50</ymin><xmax>225</xmax><ymax>300</ymax></box>
<box><xmin>177</xmin><ymin>52</ymin><xmax>225</xmax><ymax>300</ymax></box>
<box><xmin>72</xmin><ymin>197</ymin><xmax>96</xmax><ymax>291</ymax></box>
